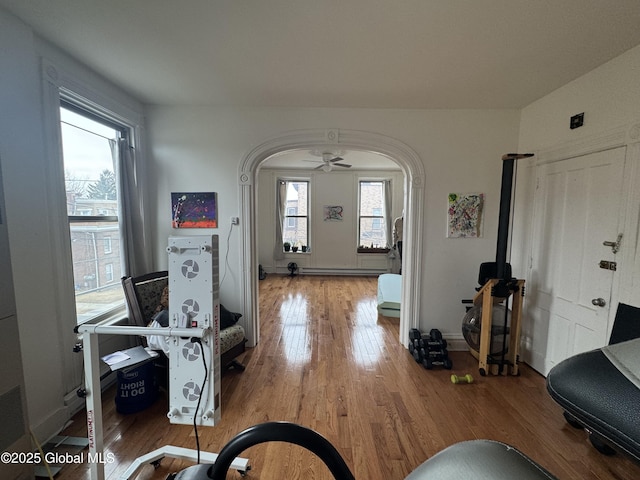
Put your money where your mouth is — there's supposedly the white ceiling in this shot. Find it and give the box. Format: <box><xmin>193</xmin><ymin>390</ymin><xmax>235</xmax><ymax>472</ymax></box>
<box><xmin>3</xmin><ymin>0</ymin><xmax>640</xmax><ymax>110</ymax></box>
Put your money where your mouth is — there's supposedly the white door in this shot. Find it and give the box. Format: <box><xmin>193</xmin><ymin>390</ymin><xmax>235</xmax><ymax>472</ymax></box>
<box><xmin>526</xmin><ymin>147</ymin><xmax>627</xmax><ymax>375</ymax></box>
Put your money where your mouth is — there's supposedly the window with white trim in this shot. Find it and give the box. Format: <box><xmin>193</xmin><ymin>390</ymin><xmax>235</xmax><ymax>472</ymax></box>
<box><xmin>358</xmin><ymin>181</ymin><xmax>387</xmax><ymax>248</ymax></box>
<box><xmin>282</xmin><ymin>180</ymin><xmax>309</xmax><ymax>249</ymax></box>
<box><xmin>60</xmin><ymin>101</ymin><xmax>126</xmax><ymax>324</ymax></box>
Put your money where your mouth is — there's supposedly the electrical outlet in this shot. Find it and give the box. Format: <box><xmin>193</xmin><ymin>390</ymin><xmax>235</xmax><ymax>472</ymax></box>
<box><xmin>231</xmin><ymin>216</ymin><xmax>240</xmax><ymax>225</ymax></box>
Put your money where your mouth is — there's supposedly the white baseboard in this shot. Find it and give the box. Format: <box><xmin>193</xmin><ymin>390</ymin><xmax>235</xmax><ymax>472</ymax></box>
<box><xmin>442</xmin><ymin>335</ymin><xmax>469</xmax><ymax>352</ymax></box>
<box><xmin>300</xmin><ymin>267</ymin><xmax>386</xmax><ymax>276</ymax></box>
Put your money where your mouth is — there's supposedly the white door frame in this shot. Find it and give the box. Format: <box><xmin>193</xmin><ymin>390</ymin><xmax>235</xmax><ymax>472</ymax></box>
<box><xmin>237</xmin><ymin>128</ymin><xmax>425</xmax><ymax>347</ymax></box>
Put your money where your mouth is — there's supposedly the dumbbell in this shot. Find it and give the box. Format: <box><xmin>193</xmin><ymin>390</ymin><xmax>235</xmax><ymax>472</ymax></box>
<box><xmin>429</xmin><ymin>329</ymin><xmax>443</xmax><ymax>341</ymax></box>
<box><xmin>409</xmin><ymin>328</ymin><xmax>422</xmax><ymax>342</ymax></box>
<box><xmin>408</xmin><ymin>329</ymin><xmax>422</xmax><ymax>359</ymax></box>
<box><xmin>408</xmin><ymin>341</ymin><xmax>421</xmax><ymax>361</ymax></box>
<box><xmin>413</xmin><ymin>344</ymin><xmax>446</xmax><ymax>364</ymax></box>
<box><xmin>419</xmin><ymin>337</ymin><xmax>447</xmax><ymax>350</ymax></box>
<box><xmin>420</xmin><ymin>346</ymin><xmax>448</xmax><ymax>361</ymax></box>
<box><xmin>451</xmin><ymin>374</ymin><xmax>474</xmax><ymax>384</ymax></box>
<box><xmin>423</xmin><ymin>356</ymin><xmax>453</xmax><ymax>370</ymax></box>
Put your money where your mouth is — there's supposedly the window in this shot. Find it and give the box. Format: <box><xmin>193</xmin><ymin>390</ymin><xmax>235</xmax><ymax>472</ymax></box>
<box><xmin>286</xmin><ymin>207</ymin><xmax>297</xmax><ymax>228</ymax></box>
<box><xmin>105</xmin><ymin>263</ymin><xmax>114</xmax><ymax>283</ymax></box>
<box><xmin>104</xmin><ymin>236</ymin><xmax>112</xmax><ymax>254</ymax></box>
<box><xmin>60</xmin><ymin>102</ymin><xmax>126</xmax><ymax>323</ymax></box>
<box><xmin>358</xmin><ymin>181</ymin><xmax>387</xmax><ymax>248</ymax></box>
<box><xmin>282</xmin><ymin>180</ymin><xmax>309</xmax><ymax>248</ymax></box>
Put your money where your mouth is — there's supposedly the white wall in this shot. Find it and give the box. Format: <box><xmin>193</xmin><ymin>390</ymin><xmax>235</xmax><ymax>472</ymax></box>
<box><xmin>0</xmin><ymin>9</ymin><xmax>69</xmax><ymax>442</ymax></box>
<box><xmin>513</xmin><ymin>44</ymin><xmax>640</xmax><ymax>368</ymax></box>
<box><xmin>518</xmin><ymin>45</ymin><xmax>640</xmax><ymax>151</ymax></box>
<box><xmin>514</xmin><ymin>44</ymin><xmax>640</xmax><ymax>308</ymax></box>
<box><xmin>0</xmin><ymin>8</ymin><xmax>145</xmax><ymax>442</ymax></box>
<box><xmin>257</xmin><ymin>168</ymin><xmax>404</xmax><ymax>274</ymax></box>
<box><xmin>147</xmin><ymin>106</ymin><xmax>521</xmax><ymax>340</ymax></box>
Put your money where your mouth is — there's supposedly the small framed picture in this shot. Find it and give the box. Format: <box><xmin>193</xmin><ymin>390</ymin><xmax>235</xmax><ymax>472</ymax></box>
<box><xmin>171</xmin><ymin>192</ymin><xmax>218</xmax><ymax>228</ymax></box>
<box><xmin>447</xmin><ymin>193</ymin><xmax>484</xmax><ymax>238</ymax></box>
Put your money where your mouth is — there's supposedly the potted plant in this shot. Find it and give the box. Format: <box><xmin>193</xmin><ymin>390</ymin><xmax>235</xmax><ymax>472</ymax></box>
<box><xmin>292</xmin><ymin>244</ymin><xmax>299</xmax><ymax>252</ymax></box>
<box><xmin>283</xmin><ymin>241</ymin><xmax>291</xmax><ymax>252</ymax></box>
<box><xmin>301</xmin><ymin>245</ymin><xmax>308</xmax><ymax>252</ymax></box>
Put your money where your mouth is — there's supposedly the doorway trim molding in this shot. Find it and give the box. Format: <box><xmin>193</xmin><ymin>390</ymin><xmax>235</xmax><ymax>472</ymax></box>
<box><xmin>237</xmin><ymin>128</ymin><xmax>425</xmax><ymax>347</ymax></box>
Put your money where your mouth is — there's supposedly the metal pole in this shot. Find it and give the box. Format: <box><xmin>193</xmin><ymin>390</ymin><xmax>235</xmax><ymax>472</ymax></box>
<box><xmin>82</xmin><ymin>331</ymin><xmax>104</xmax><ymax>480</ymax></box>
<box><xmin>496</xmin><ymin>153</ymin><xmax>533</xmax><ymax>280</ymax></box>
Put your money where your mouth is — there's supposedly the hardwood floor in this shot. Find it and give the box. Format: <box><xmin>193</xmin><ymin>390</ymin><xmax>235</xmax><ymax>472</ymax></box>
<box><xmin>51</xmin><ymin>275</ymin><xmax>639</xmax><ymax>479</ymax></box>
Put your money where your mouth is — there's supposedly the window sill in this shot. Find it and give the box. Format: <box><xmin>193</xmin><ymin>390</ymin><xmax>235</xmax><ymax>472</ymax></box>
<box><xmin>357</xmin><ymin>247</ymin><xmax>390</xmax><ymax>254</ymax></box>
<box><xmin>77</xmin><ymin>305</ymin><xmax>128</xmax><ymax>328</ymax></box>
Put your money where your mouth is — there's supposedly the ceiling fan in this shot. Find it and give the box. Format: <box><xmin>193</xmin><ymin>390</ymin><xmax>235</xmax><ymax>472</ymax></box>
<box><xmin>304</xmin><ymin>152</ymin><xmax>352</xmax><ymax>172</ymax></box>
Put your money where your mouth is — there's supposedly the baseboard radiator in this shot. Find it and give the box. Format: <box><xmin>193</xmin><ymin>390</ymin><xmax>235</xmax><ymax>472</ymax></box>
<box><xmin>299</xmin><ymin>267</ymin><xmax>388</xmax><ymax>276</ymax></box>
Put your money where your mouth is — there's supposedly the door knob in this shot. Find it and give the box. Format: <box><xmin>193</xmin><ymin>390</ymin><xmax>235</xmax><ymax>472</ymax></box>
<box><xmin>591</xmin><ymin>298</ymin><xmax>606</xmax><ymax>307</ymax></box>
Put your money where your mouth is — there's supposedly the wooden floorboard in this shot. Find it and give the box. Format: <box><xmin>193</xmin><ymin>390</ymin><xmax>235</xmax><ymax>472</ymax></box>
<box><xmin>50</xmin><ymin>275</ymin><xmax>639</xmax><ymax>479</ymax></box>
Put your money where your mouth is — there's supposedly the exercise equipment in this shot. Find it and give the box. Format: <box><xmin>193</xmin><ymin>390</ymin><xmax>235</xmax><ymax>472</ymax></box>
<box><xmin>451</xmin><ymin>374</ymin><xmax>474</xmax><ymax>384</ymax></box>
<box><xmin>546</xmin><ymin>302</ymin><xmax>640</xmax><ymax>460</ymax></box>
<box><xmin>423</xmin><ymin>354</ymin><xmax>453</xmax><ymax>370</ymax></box>
<box><xmin>420</xmin><ymin>346</ymin><xmax>448</xmax><ymax>361</ymax></box>
<box><xmin>171</xmin><ymin>422</ymin><xmax>559</xmax><ymax>480</ymax></box>
<box><xmin>75</xmin><ymin>236</ymin><xmax>250</xmax><ymax>480</ymax></box>
<box><xmin>408</xmin><ymin>329</ymin><xmax>453</xmax><ymax>369</ymax></box>
<box><xmin>419</xmin><ymin>336</ymin><xmax>447</xmax><ymax>350</ymax></box>
<box><xmin>409</xmin><ymin>328</ymin><xmax>421</xmax><ymax>341</ymax></box>
<box><xmin>461</xmin><ymin>153</ymin><xmax>531</xmax><ymax>376</ymax></box>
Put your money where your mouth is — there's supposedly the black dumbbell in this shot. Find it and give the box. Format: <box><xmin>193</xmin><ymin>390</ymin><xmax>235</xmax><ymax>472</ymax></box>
<box><xmin>429</xmin><ymin>329</ymin><xmax>443</xmax><ymax>341</ymax></box>
<box><xmin>423</xmin><ymin>356</ymin><xmax>453</xmax><ymax>370</ymax></box>
<box><xmin>420</xmin><ymin>346</ymin><xmax>448</xmax><ymax>360</ymax></box>
<box><xmin>412</xmin><ymin>347</ymin><xmax>423</xmax><ymax>363</ymax></box>
<box><xmin>419</xmin><ymin>337</ymin><xmax>447</xmax><ymax>350</ymax></box>
<box><xmin>409</xmin><ymin>328</ymin><xmax>422</xmax><ymax>341</ymax></box>
<box><xmin>413</xmin><ymin>343</ymin><xmax>444</xmax><ymax>363</ymax></box>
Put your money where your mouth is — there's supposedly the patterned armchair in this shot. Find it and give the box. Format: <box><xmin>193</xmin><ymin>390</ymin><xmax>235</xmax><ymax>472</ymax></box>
<box><xmin>121</xmin><ymin>271</ymin><xmax>246</xmax><ymax>373</ymax></box>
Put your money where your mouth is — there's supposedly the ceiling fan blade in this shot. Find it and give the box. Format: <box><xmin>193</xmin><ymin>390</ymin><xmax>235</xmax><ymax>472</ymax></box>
<box><xmin>329</xmin><ymin>157</ymin><xmax>344</xmax><ymax>163</ymax></box>
<box><xmin>313</xmin><ymin>164</ymin><xmax>325</xmax><ymax>170</ymax></box>
<box><xmin>333</xmin><ymin>162</ymin><xmax>351</xmax><ymax>168</ymax></box>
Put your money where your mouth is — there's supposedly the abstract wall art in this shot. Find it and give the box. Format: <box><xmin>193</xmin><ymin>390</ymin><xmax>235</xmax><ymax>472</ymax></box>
<box><xmin>171</xmin><ymin>192</ymin><xmax>218</xmax><ymax>228</ymax></box>
<box><xmin>323</xmin><ymin>205</ymin><xmax>344</xmax><ymax>221</ymax></box>
<box><xmin>447</xmin><ymin>193</ymin><xmax>484</xmax><ymax>238</ymax></box>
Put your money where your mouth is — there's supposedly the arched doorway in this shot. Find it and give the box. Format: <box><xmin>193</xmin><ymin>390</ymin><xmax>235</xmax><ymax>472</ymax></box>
<box><xmin>238</xmin><ymin>128</ymin><xmax>425</xmax><ymax>348</ymax></box>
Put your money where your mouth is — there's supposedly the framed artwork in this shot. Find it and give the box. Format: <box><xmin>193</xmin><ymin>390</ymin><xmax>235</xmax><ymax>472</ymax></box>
<box><xmin>324</xmin><ymin>205</ymin><xmax>343</xmax><ymax>221</ymax></box>
<box><xmin>447</xmin><ymin>193</ymin><xmax>484</xmax><ymax>238</ymax></box>
<box><xmin>171</xmin><ymin>192</ymin><xmax>218</xmax><ymax>228</ymax></box>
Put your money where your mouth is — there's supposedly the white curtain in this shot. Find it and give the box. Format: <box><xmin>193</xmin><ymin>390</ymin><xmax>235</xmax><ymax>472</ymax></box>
<box><xmin>383</xmin><ymin>179</ymin><xmax>393</xmax><ymax>248</ymax></box>
<box><xmin>274</xmin><ymin>179</ymin><xmax>287</xmax><ymax>260</ymax></box>
<box><xmin>110</xmin><ymin>137</ymin><xmax>152</xmax><ymax>276</ymax></box>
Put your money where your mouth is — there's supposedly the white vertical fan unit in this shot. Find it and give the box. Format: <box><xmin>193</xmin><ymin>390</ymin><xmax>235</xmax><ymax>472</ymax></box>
<box><xmin>167</xmin><ymin>235</ymin><xmax>221</xmax><ymax>427</ymax></box>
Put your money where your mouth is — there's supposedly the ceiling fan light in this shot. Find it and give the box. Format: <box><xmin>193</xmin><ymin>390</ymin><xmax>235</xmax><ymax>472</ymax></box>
<box><xmin>322</xmin><ymin>164</ymin><xmax>332</xmax><ymax>172</ymax></box>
